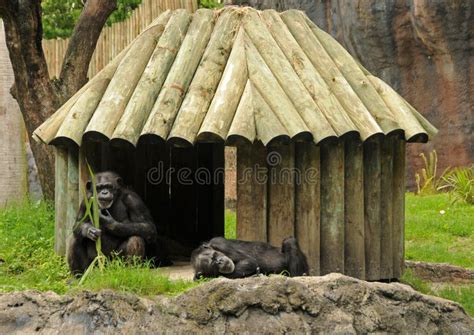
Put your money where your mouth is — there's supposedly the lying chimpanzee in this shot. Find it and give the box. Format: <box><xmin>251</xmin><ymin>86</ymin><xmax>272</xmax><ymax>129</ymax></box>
<box><xmin>191</xmin><ymin>236</ymin><xmax>309</xmax><ymax>280</ymax></box>
<box><xmin>67</xmin><ymin>171</ymin><xmax>168</xmax><ymax>274</ymax></box>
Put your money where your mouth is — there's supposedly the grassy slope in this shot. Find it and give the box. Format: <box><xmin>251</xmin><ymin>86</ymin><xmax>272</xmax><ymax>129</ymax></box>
<box><xmin>0</xmin><ymin>194</ymin><xmax>472</xmax><ymax>314</ymax></box>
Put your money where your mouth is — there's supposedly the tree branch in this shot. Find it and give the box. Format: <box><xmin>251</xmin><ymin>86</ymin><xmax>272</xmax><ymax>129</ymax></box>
<box><xmin>59</xmin><ymin>0</ymin><xmax>117</xmax><ymax>98</ymax></box>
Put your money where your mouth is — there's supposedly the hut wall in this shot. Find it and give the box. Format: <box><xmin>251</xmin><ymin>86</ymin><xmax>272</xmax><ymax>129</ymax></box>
<box><xmin>236</xmin><ymin>137</ymin><xmax>406</xmax><ymax>280</ymax></box>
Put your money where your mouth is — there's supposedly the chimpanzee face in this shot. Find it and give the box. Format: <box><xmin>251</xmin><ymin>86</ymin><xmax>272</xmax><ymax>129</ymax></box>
<box><xmin>194</xmin><ymin>247</ymin><xmax>235</xmax><ymax>277</ymax></box>
<box><xmin>86</xmin><ymin>172</ymin><xmax>123</xmax><ymax>210</ymax></box>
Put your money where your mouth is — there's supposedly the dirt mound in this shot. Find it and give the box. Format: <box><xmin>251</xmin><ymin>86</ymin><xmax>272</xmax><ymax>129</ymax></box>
<box><xmin>1</xmin><ymin>273</ymin><xmax>472</xmax><ymax>334</ymax></box>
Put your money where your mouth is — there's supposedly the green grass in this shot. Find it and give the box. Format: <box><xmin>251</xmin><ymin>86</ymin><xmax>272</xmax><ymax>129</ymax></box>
<box><xmin>405</xmin><ymin>193</ymin><xmax>474</xmax><ymax>269</ymax></box>
<box><xmin>225</xmin><ymin>209</ymin><xmax>236</xmax><ymax>239</ymax></box>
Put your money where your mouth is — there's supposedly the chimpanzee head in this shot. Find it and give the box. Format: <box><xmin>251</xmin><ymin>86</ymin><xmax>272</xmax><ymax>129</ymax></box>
<box><xmin>191</xmin><ymin>244</ymin><xmax>235</xmax><ymax>280</ymax></box>
<box><xmin>86</xmin><ymin>171</ymin><xmax>123</xmax><ymax>210</ymax></box>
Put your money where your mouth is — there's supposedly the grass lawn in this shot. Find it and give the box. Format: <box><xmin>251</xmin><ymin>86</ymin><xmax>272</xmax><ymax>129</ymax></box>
<box><xmin>0</xmin><ymin>193</ymin><xmax>472</xmax><ymax>315</ymax></box>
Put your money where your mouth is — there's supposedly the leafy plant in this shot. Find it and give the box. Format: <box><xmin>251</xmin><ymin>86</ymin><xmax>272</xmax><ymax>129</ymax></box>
<box><xmin>199</xmin><ymin>0</ymin><xmax>224</xmax><ymax>9</ymax></box>
<box><xmin>77</xmin><ymin>164</ymin><xmax>106</xmax><ymax>285</ymax></box>
<box><xmin>438</xmin><ymin>165</ymin><xmax>473</xmax><ymax>205</ymax></box>
<box><xmin>415</xmin><ymin>150</ymin><xmax>450</xmax><ymax>196</ymax></box>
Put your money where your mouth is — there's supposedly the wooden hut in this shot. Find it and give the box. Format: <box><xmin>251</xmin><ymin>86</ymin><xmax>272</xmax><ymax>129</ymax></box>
<box><xmin>33</xmin><ymin>7</ymin><xmax>437</xmax><ymax>280</ymax></box>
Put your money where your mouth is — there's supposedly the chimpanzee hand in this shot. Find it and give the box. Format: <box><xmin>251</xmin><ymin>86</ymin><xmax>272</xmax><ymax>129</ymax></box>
<box><xmin>99</xmin><ymin>209</ymin><xmax>118</xmax><ymax>231</ymax></box>
<box><xmin>83</xmin><ymin>225</ymin><xmax>101</xmax><ymax>241</ymax></box>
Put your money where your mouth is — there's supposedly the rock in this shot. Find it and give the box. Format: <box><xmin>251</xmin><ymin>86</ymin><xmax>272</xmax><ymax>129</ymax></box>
<box><xmin>1</xmin><ymin>274</ymin><xmax>472</xmax><ymax>334</ymax></box>
<box><xmin>406</xmin><ymin>260</ymin><xmax>474</xmax><ymax>284</ymax></box>
<box><xmin>225</xmin><ymin>0</ymin><xmax>474</xmax><ymax>189</ymax></box>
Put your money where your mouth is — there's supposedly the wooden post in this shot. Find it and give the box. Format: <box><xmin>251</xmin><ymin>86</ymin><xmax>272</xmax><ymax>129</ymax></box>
<box><xmin>320</xmin><ymin>139</ymin><xmax>345</xmax><ymax>274</ymax></box>
<box><xmin>65</xmin><ymin>146</ymin><xmax>79</xmax><ymax>253</ymax></box>
<box><xmin>364</xmin><ymin>135</ymin><xmax>382</xmax><ymax>280</ymax></box>
<box><xmin>295</xmin><ymin>142</ymin><xmax>320</xmax><ymax>275</ymax></box>
<box><xmin>267</xmin><ymin>143</ymin><xmax>295</xmax><ymax>247</ymax></box>
<box><xmin>211</xmin><ymin>143</ymin><xmax>225</xmax><ymax>238</ymax></box>
<box><xmin>236</xmin><ymin>142</ymin><xmax>267</xmax><ymax>242</ymax></box>
<box><xmin>392</xmin><ymin>136</ymin><xmax>406</xmax><ymax>278</ymax></box>
<box><xmin>344</xmin><ymin>136</ymin><xmax>365</xmax><ymax>279</ymax></box>
<box><xmin>54</xmin><ymin>146</ymin><xmax>68</xmax><ymax>255</ymax></box>
<box><xmin>380</xmin><ymin>136</ymin><xmax>394</xmax><ymax>279</ymax></box>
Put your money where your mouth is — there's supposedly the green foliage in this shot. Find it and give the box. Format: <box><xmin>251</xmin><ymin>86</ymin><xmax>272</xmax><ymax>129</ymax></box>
<box><xmin>41</xmin><ymin>0</ymin><xmax>143</xmax><ymax>39</ymax></box>
<box><xmin>439</xmin><ymin>165</ymin><xmax>473</xmax><ymax>205</ymax></box>
<box><xmin>415</xmin><ymin>150</ymin><xmax>450</xmax><ymax>196</ymax></box>
<box><xmin>0</xmin><ymin>201</ymin><xmax>69</xmax><ymax>293</ymax></box>
<box><xmin>75</xmin><ymin>257</ymin><xmax>197</xmax><ymax>296</ymax></box>
<box><xmin>436</xmin><ymin>285</ymin><xmax>474</xmax><ymax>317</ymax></box>
<box><xmin>400</xmin><ymin>269</ymin><xmax>431</xmax><ymax>294</ymax></box>
<box><xmin>225</xmin><ymin>209</ymin><xmax>236</xmax><ymax>239</ymax></box>
<box><xmin>199</xmin><ymin>0</ymin><xmax>224</xmax><ymax>9</ymax></box>
<box><xmin>405</xmin><ymin>193</ymin><xmax>474</xmax><ymax>268</ymax></box>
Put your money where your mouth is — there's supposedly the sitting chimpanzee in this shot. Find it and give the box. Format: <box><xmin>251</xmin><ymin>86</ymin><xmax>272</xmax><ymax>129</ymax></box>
<box><xmin>67</xmin><ymin>171</ymin><xmax>166</xmax><ymax>274</ymax></box>
<box><xmin>191</xmin><ymin>236</ymin><xmax>309</xmax><ymax>280</ymax></box>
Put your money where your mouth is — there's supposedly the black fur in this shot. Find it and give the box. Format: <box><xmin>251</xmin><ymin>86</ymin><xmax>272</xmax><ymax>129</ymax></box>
<box><xmin>191</xmin><ymin>236</ymin><xmax>309</xmax><ymax>280</ymax></box>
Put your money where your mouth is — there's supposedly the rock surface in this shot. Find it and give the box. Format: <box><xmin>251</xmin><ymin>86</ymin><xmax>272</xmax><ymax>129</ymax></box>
<box><xmin>226</xmin><ymin>0</ymin><xmax>473</xmax><ymax>188</ymax></box>
<box><xmin>1</xmin><ymin>273</ymin><xmax>472</xmax><ymax>334</ymax></box>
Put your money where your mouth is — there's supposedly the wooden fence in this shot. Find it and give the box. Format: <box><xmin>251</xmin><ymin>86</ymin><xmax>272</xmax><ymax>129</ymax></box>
<box><xmin>43</xmin><ymin>0</ymin><xmax>198</xmax><ymax>79</ymax></box>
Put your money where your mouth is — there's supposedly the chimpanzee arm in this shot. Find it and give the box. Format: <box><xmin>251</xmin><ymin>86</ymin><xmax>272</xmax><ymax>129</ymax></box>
<box><xmin>209</xmin><ymin>238</ymin><xmax>260</xmax><ymax>278</ymax></box>
<box><xmin>225</xmin><ymin>259</ymin><xmax>260</xmax><ymax>278</ymax></box>
<box><xmin>72</xmin><ymin>201</ymin><xmax>101</xmax><ymax>241</ymax></box>
<box><xmin>101</xmin><ymin>191</ymin><xmax>157</xmax><ymax>243</ymax></box>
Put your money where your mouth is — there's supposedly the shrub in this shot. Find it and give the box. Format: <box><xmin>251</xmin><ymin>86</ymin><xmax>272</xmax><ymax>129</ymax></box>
<box><xmin>439</xmin><ymin>165</ymin><xmax>473</xmax><ymax>205</ymax></box>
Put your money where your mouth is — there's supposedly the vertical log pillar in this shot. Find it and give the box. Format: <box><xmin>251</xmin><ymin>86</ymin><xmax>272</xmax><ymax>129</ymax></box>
<box><xmin>380</xmin><ymin>135</ymin><xmax>394</xmax><ymax>279</ymax></box>
<box><xmin>392</xmin><ymin>136</ymin><xmax>406</xmax><ymax>278</ymax></box>
<box><xmin>295</xmin><ymin>142</ymin><xmax>320</xmax><ymax>275</ymax></box>
<box><xmin>364</xmin><ymin>135</ymin><xmax>382</xmax><ymax>280</ymax></box>
<box><xmin>54</xmin><ymin>146</ymin><xmax>68</xmax><ymax>255</ymax></box>
<box><xmin>267</xmin><ymin>143</ymin><xmax>295</xmax><ymax>247</ymax></box>
<box><xmin>211</xmin><ymin>143</ymin><xmax>225</xmax><ymax>237</ymax></box>
<box><xmin>65</xmin><ymin>146</ymin><xmax>79</xmax><ymax>253</ymax></box>
<box><xmin>344</xmin><ymin>136</ymin><xmax>365</xmax><ymax>279</ymax></box>
<box><xmin>236</xmin><ymin>142</ymin><xmax>267</xmax><ymax>242</ymax></box>
<box><xmin>320</xmin><ymin>139</ymin><xmax>344</xmax><ymax>274</ymax></box>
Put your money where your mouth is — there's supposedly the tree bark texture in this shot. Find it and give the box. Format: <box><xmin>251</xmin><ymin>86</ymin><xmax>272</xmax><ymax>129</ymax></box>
<box><xmin>0</xmin><ymin>0</ymin><xmax>116</xmax><ymax>199</ymax></box>
<box><xmin>226</xmin><ymin>0</ymin><xmax>473</xmax><ymax>188</ymax></box>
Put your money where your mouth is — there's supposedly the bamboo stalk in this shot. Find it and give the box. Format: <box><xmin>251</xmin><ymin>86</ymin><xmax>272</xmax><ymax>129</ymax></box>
<box><xmin>86</xmin><ymin>20</ymin><xmax>169</xmax><ymax>139</ymax></box>
<box><xmin>112</xmin><ymin>10</ymin><xmax>192</xmax><ymax>145</ymax></box>
<box><xmin>245</xmin><ymin>9</ymin><xmax>335</xmax><ymax>143</ymax></box>
<box><xmin>281</xmin><ymin>11</ymin><xmax>382</xmax><ymax>141</ymax></box>
<box><xmin>227</xmin><ymin>80</ymin><xmax>256</xmax><ymax>145</ymax></box>
<box><xmin>169</xmin><ymin>8</ymin><xmax>242</xmax><ymax>146</ymax></box>
<box><xmin>198</xmin><ymin>27</ymin><xmax>248</xmax><ymax>142</ymax></box>
<box><xmin>142</xmin><ymin>9</ymin><xmax>215</xmax><ymax>141</ymax></box>
<box><xmin>244</xmin><ymin>32</ymin><xmax>310</xmax><ymax>142</ymax></box>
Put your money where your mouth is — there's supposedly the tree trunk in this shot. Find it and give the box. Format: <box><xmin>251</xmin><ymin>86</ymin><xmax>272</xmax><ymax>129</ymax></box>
<box><xmin>0</xmin><ymin>0</ymin><xmax>116</xmax><ymax>199</ymax></box>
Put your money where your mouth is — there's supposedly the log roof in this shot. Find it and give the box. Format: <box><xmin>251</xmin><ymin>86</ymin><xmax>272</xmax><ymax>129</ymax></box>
<box><xmin>33</xmin><ymin>7</ymin><xmax>437</xmax><ymax>148</ymax></box>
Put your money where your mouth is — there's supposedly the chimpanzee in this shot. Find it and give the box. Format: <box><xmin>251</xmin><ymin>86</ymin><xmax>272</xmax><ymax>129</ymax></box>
<box><xmin>191</xmin><ymin>236</ymin><xmax>309</xmax><ymax>280</ymax></box>
<box><xmin>67</xmin><ymin>171</ymin><xmax>167</xmax><ymax>274</ymax></box>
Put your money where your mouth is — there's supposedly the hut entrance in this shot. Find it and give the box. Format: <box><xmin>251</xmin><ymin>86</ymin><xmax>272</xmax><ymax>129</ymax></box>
<box><xmin>82</xmin><ymin>139</ymin><xmax>224</xmax><ymax>251</ymax></box>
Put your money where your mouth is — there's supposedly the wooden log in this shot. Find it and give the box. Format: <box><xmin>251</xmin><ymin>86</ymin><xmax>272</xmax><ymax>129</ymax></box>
<box><xmin>252</xmin><ymin>85</ymin><xmax>289</xmax><ymax>146</ymax></box>
<box><xmin>226</xmin><ymin>80</ymin><xmax>256</xmax><ymax>145</ymax></box>
<box><xmin>344</xmin><ymin>135</ymin><xmax>365</xmax><ymax>279</ymax></box>
<box><xmin>236</xmin><ymin>142</ymin><xmax>267</xmax><ymax>242</ymax></box>
<box><xmin>198</xmin><ymin>27</ymin><xmax>248</xmax><ymax>142</ymax></box>
<box><xmin>267</xmin><ymin>143</ymin><xmax>295</xmax><ymax>247</ymax></box>
<box><xmin>112</xmin><ymin>10</ymin><xmax>191</xmax><ymax>145</ymax></box>
<box><xmin>302</xmin><ymin>14</ymin><xmax>400</xmax><ymax>135</ymax></box>
<box><xmin>169</xmin><ymin>8</ymin><xmax>242</xmax><ymax>146</ymax></box>
<box><xmin>142</xmin><ymin>9</ymin><xmax>215</xmax><ymax>141</ymax></box>
<box><xmin>54</xmin><ymin>147</ymin><xmax>68</xmax><ymax>255</ymax></box>
<box><xmin>244</xmin><ymin>9</ymin><xmax>334</xmax><ymax>143</ymax></box>
<box><xmin>244</xmin><ymin>32</ymin><xmax>310</xmax><ymax>142</ymax></box>
<box><xmin>281</xmin><ymin>11</ymin><xmax>382</xmax><ymax>141</ymax></box>
<box><xmin>320</xmin><ymin>139</ymin><xmax>345</xmax><ymax>274</ymax></box>
<box><xmin>392</xmin><ymin>137</ymin><xmax>406</xmax><ymax>278</ymax></box>
<box><xmin>86</xmin><ymin>23</ymin><xmax>168</xmax><ymax>139</ymax></box>
<box><xmin>364</xmin><ymin>135</ymin><xmax>382</xmax><ymax>280</ymax></box>
<box><xmin>380</xmin><ymin>135</ymin><xmax>394</xmax><ymax>279</ymax></box>
<box><xmin>367</xmin><ymin>75</ymin><xmax>429</xmax><ymax>141</ymax></box>
<box><xmin>295</xmin><ymin>142</ymin><xmax>320</xmax><ymax>275</ymax></box>
<box><xmin>261</xmin><ymin>10</ymin><xmax>353</xmax><ymax>138</ymax></box>
<box><xmin>65</xmin><ymin>146</ymin><xmax>79</xmax><ymax>254</ymax></box>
